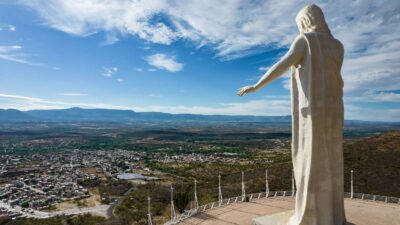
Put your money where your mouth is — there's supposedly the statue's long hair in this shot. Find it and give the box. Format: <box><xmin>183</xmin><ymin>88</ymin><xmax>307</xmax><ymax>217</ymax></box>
<box><xmin>296</xmin><ymin>4</ymin><xmax>331</xmax><ymax>35</ymax></box>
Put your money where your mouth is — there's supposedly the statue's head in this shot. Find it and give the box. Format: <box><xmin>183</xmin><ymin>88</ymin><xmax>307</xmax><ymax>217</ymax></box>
<box><xmin>296</xmin><ymin>4</ymin><xmax>331</xmax><ymax>34</ymax></box>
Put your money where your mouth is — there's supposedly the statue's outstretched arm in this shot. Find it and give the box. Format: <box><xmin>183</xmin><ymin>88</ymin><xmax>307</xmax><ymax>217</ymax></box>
<box><xmin>253</xmin><ymin>36</ymin><xmax>306</xmax><ymax>91</ymax></box>
<box><xmin>237</xmin><ymin>36</ymin><xmax>306</xmax><ymax>96</ymax></box>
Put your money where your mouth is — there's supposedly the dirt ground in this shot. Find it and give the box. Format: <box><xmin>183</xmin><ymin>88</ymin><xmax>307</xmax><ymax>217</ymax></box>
<box><xmin>53</xmin><ymin>188</ymin><xmax>102</xmax><ymax>211</ymax></box>
<box><xmin>80</xmin><ymin>167</ymin><xmax>107</xmax><ymax>178</ymax></box>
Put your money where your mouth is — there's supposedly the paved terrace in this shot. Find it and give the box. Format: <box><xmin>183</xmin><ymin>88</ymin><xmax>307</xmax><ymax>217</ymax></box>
<box><xmin>176</xmin><ymin>196</ymin><xmax>400</xmax><ymax>225</ymax></box>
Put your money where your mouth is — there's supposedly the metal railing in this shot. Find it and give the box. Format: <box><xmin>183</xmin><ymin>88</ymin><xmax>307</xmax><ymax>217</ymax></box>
<box><xmin>345</xmin><ymin>192</ymin><xmax>400</xmax><ymax>204</ymax></box>
<box><xmin>164</xmin><ymin>191</ymin><xmax>400</xmax><ymax>225</ymax></box>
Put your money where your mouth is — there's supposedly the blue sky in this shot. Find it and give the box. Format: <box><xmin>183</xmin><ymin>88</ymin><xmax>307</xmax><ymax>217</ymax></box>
<box><xmin>0</xmin><ymin>0</ymin><xmax>399</xmax><ymax>121</ymax></box>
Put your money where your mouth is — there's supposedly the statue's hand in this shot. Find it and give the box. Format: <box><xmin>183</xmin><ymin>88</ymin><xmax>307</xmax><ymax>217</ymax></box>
<box><xmin>237</xmin><ymin>85</ymin><xmax>256</xmax><ymax>96</ymax></box>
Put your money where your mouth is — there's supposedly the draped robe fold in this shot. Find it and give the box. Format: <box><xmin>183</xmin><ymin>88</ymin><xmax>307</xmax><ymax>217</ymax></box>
<box><xmin>288</xmin><ymin>32</ymin><xmax>346</xmax><ymax>225</ymax></box>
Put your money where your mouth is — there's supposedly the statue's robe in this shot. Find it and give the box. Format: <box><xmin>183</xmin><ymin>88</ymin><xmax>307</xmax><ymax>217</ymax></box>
<box><xmin>289</xmin><ymin>32</ymin><xmax>346</xmax><ymax>225</ymax></box>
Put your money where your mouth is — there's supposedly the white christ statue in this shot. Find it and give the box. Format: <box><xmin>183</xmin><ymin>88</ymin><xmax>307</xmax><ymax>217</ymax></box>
<box><xmin>238</xmin><ymin>4</ymin><xmax>346</xmax><ymax>225</ymax></box>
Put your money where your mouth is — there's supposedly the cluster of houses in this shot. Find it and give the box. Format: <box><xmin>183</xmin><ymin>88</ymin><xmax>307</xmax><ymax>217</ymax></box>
<box><xmin>155</xmin><ymin>152</ymin><xmax>242</xmax><ymax>164</ymax></box>
<box><xmin>0</xmin><ymin>171</ymin><xmax>90</xmax><ymax>211</ymax></box>
<box><xmin>0</xmin><ymin>150</ymin><xmax>155</xmax><ymax>215</ymax></box>
<box><xmin>0</xmin><ymin>206</ymin><xmax>21</xmax><ymax>221</ymax></box>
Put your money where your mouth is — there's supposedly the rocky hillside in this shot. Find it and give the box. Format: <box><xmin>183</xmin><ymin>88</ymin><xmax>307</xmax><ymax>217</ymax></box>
<box><xmin>344</xmin><ymin>131</ymin><xmax>400</xmax><ymax>197</ymax></box>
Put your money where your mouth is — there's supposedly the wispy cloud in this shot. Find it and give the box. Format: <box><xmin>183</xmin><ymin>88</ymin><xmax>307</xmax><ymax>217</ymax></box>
<box><xmin>19</xmin><ymin>0</ymin><xmax>399</xmax><ymax>94</ymax></box>
<box><xmin>345</xmin><ymin>103</ymin><xmax>400</xmax><ymax>122</ymax></box>
<box><xmin>146</xmin><ymin>53</ymin><xmax>183</xmax><ymax>72</ymax></box>
<box><xmin>0</xmin><ymin>93</ymin><xmax>398</xmax><ymax>121</ymax></box>
<box><xmin>60</xmin><ymin>93</ymin><xmax>87</xmax><ymax>96</ymax></box>
<box><xmin>101</xmin><ymin>33</ymin><xmax>119</xmax><ymax>45</ymax></box>
<box><xmin>0</xmin><ymin>24</ymin><xmax>16</xmax><ymax>32</ymax></box>
<box><xmin>0</xmin><ymin>45</ymin><xmax>31</xmax><ymax>64</ymax></box>
<box><xmin>102</xmin><ymin>67</ymin><xmax>118</xmax><ymax>77</ymax></box>
<box><xmin>258</xmin><ymin>66</ymin><xmax>268</xmax><ymax>71</ymax></box>
<box><xmin>12</xmin><ymin>0</ymin><xmax>400</xmax><ymax>117</ymax></box>
<box><xmin>0</xmin><ymin>93</ymin><xmax>42</xmax><ymax>102</ymax></box>
<box><xmin>0</xmin><ymin>45</ymin><xmax>54</xmax><ymax>69</ymax></box>
<box><xmin>116</xmin><ymin>78</ymin><xmax>124</xmax><ymax>84</ymax></box>
<box><xmin>345</xmin><ymin>91</ymin><xmax>400</xmax><ymax>103</ymax></box>
<box><xmin>148</xmin><ymin>94</ymin><xmax>163</xmax><ymax>98</ymax></box>
<box><xmin>0</xmin><ymin>93</ymin><xmax>129</xmax><ymax>110</ymax></box>
<box><xmin>133</xmin><ymin>99</ymin><xmax>291</xmax><ymax>116</ymax></box>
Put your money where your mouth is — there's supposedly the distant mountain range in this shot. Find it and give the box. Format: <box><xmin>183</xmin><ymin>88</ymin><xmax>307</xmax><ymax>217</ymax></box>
<box><xmin>0</xmin><ymin>107</ymin><xmax>397</xmax><ymax>124</ymax></box>
<box><xmin>0</xmin><ymin>107</ymin><xmax>292</xmax><ymax>123</ymax></box>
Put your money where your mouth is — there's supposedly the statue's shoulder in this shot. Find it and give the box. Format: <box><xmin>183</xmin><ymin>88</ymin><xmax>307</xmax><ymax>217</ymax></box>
<box><xmin>332</xmin><ymin>37</ymin><xmax>344</xmax><ymax>54</ymax></box>
<box><xmin>293</xmin><ymin>34</ymin><xmax>308</xmax><ymax>46</ymax></box>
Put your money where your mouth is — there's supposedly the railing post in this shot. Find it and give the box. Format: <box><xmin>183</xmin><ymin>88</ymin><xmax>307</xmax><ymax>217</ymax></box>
<box><xmin>194</xmin><ymin>179</ymin><xmax>199</xmax><ymax>209</ymax></box>
<box><xmin>218</xmin><ymin>174</ymin><xmax>223</xmax><ymax>206</ymax></box>
<box><xmin>147</xmin><ymin>196</ymin><xmax>153</xmax><ymax>225</ymax></box>
<box><xmin>241</xmin><ymin>171</ymin><xmax>246</xmax><ymax>202</ymax></box>
<box><xmin>350</xmin><ymin>170</ymin><xmax>354</xmax><ymax>199</ymax></box>
<box><xmin>265</xmin><ymin>169</ymin><xmax>269</xmax><ymax>198</ymax></box>
<box><xmin>170</xmin><ymin>186</ymin><xmax>176</xmax><ymax>223</ymax></box>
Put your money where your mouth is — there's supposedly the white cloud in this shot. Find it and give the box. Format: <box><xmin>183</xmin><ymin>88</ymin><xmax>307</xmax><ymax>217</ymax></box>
<box><xmin>146</xmin><ymin>53</ymin><xmax>183</xmax><ymax>72</ymax></box>
<box><xmin>19</xmin><ymin>0</ymin><xmax>399</xmax><ymax>94</ymax></box>
<box><xmin>0</xmin><ymin>93</ymin><xmax>129</xmax><ymax>110</ymax></box>
<box><xmin>60</xmin><ymin>93</ymin><xmax>87</xmax><ymax>96</ymax></box>
<box><xmin>345</xmin><ymin>91</ymin><xmax>400</xmax><ymax>103</ymax></box>
<box><xmin>0</xmin><ymin>93</ymin><xmax>285</xmax><ymax>117</ymax></box>
<box><xmin>0</xmin><ymin>45</ymin><xmax>51</xmax><ymax>68</ymax></box>
<box><xmin>258</xmin><ymin>66</ymin><xmax>268</xmax><ymax>71</ymax></box>
<box><xmin>102</xmin><ymin>67</ymin><xmax>118</xmax><ymax>77</ymax></box>
<box><xmin>148</xmin><ymin>94</ymin><xmax>163</xmax><ymax>98</ymax></box>
<box><xmin>102</xmin><ymin>33</ymin><xmax>119</xmax><ymax>45</ymax></box>
<box><xmin>12</xmin><ymin>0</ymin><xmax>400</xmax><ymax>115</ymax></box>
<box><xmin>345</xmin><ymin>103</ymin><xmax>400</xmax><ymax>122</ymax></box>
<box><xmin>0</xmin><ymin>24</ymin><xmax>16</xmax><ymax>32</ymax></box>
<box><xmin>0</xmin><ymin>93</ymin><xmax>398</xmax><ymax>121</ymax></box>
<box><xmin>133</xmin><ymin>100</ymin><xmax>290</xmax><ymax>116</ymax></box>
<box><xmin>0</xmin><ymin>93</ymin><xmax>42</xmax><ymax>102</ymax></box>
<box><xmin>0</xmin><ymin>45</ymin><xmax>30</xmax><ymax>64</ymax></box>
<box><xmin>116</xmin><ymin>78</ymin><xmax>124</xmax><ymax>84</ymax></box>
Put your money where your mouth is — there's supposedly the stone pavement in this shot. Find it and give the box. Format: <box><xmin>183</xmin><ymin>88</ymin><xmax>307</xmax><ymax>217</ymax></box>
<box><xmin>177</xmin><ymin>197</ymin><xmax>400</xmax><ymax>225</ymax></box>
